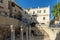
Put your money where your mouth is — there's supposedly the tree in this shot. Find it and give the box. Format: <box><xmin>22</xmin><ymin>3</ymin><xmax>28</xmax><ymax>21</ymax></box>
<box><xmin>52</xmin><ymin>2</ymin><xmax>60</xmax><ymax>23</ymax></box>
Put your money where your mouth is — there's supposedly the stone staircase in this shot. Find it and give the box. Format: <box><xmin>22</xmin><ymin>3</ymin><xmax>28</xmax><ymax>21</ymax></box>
<box><xmin>36</xmin><ymin>24</ymin><xmax>56</xmax><ymax>40</ymax></box>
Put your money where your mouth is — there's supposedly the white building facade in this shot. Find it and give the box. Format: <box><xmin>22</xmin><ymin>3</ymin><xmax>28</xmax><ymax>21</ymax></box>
<box><xmin>25</xmin><ymin>6</ymin><xmax>50</xmax><ymax>26</ymax></box>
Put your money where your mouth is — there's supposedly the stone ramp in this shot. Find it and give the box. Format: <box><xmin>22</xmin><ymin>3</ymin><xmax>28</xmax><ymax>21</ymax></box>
<box><xmin>36</xmin><ymin>24</ymin><xmax>55</xmax><ymax>40</ymax></box>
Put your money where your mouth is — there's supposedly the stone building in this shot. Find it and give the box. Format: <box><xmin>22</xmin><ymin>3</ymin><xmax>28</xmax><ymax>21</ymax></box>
<box><xmin>1</xmin><ymin>0</ymin><xmax>60</xmax><ymax>40</ymax></box>
<box><xmin>0</xmin><ymin>0</ymin><xmax>25</xmax><ymax>25</ymax></box>
<box><xmin>0</xmin><ymin>0</ymin><xmax>29</xmax><ymax>40</ymax></box>
<box><xmin>25</xmin><ymin>6</ymin><xmax>50</xmax><ymax>26</ymax></box>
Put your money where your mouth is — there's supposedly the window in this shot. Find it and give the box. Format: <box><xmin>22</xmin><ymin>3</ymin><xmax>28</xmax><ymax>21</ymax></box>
<box><xmin>0</xmin><ymin>0</ymin><xmax>3</xmax><ymax>3</ymax></box>
<box><xmin>18</xmin><ymin>11</ymin><xmax>21</xmax><ymax>13</ymax></box>
<box><xmin>43</xmin><ymin>17</ymin><xmax>45</xmax><ymax>20</ymax></box>
<box><xmin>44</xmin><ymin>10</ymin><xmax>46</xmax><ymax>13</ymax></box>
<box><xmin>12</xmin><ymin>2</ymin><xmax>15</xmax><ymax>7</ymax></box>
<box><xmin>33</xmin><ymin>11</ymin><xmax>35</xmax><ymax>14</ymax></box>
<box><xmin>37</xmin><ymin>10</ymin><xmax>41</xmax><ymax>13</ymax></box>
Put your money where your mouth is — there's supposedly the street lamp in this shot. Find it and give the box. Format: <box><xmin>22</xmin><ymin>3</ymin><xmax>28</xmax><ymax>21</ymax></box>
<box><xmin>10</xmin><ymin>25</ymin><xmax>15</xmax><ymax>40</ymax></box>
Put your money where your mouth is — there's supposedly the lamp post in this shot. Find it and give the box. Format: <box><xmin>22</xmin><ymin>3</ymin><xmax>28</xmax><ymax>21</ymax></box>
<box><xmin>20</xmin><ymin>25</ymin><xmax>23</xmax><ymax>40</ymax></box>
<box><xmin>10</xmin><ymin>25</ymin><xmax>15</xmax><ymax>40</ymax></box>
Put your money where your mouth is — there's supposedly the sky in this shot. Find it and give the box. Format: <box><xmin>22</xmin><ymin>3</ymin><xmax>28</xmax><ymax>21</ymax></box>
<box><xmin>14</xmin><ymin>0</ymin><xmax>60</xmax><ymax>20</ymax></box>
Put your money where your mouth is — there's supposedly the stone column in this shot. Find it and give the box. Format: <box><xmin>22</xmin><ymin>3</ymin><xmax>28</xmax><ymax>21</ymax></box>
<box><xmin>10</xmin><ymin>25</ymin><xmax>15</xmax><ymax>40</ymax></box>
<box><xmin>28</xmin><ymin>25</ymin><xmax>31</xmax><ymax>40</ymax></box>
<box><xmin>26</xmin><ymin>27</ymin><xmax>28</xmax><ymax>40</ymax></box>
<box><xmin>20</xmin><ymin>25</ymin><xmax>23</xmax><ymax>40</ymax></box>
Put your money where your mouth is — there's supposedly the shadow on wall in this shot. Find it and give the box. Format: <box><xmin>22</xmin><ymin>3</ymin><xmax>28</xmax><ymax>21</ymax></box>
<box><xmin>55</xmin><ymin>32</ymin><xmax>60</xmax><ymax>40</ymax></box>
